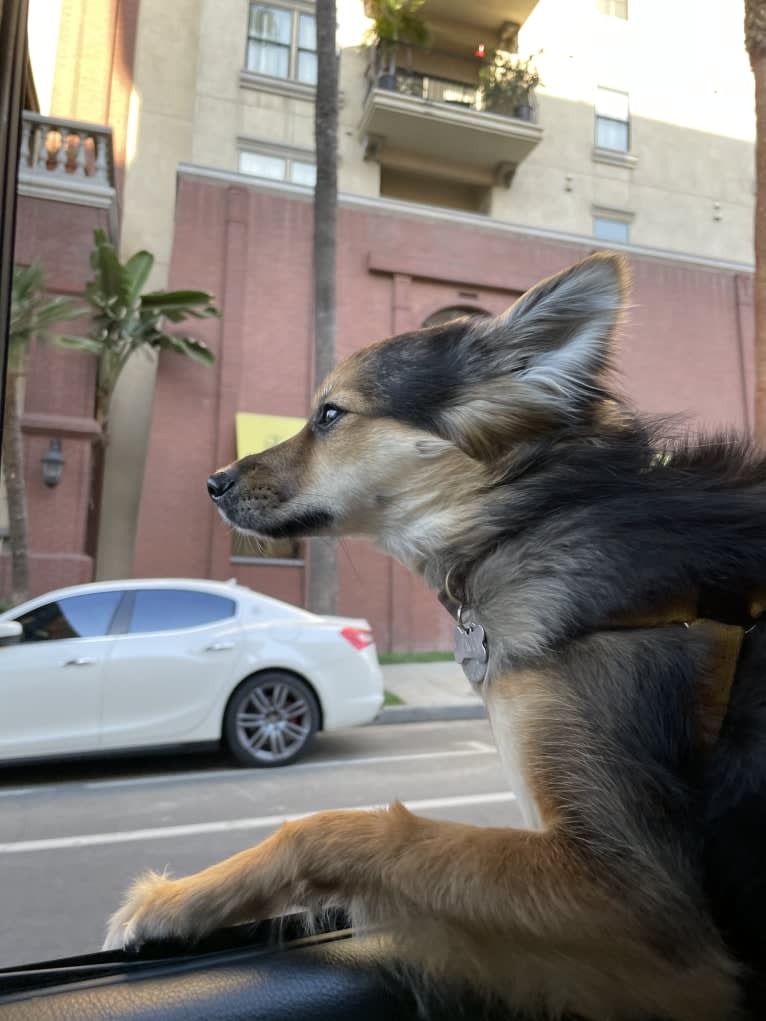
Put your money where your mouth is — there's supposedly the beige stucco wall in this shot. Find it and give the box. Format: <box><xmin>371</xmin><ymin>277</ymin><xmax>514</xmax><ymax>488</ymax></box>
<box><xmin>96</xmin><ymin>0</ymin><xmax>202</xmax><ymax>580</ymax></box>
<box><xmin>500</xmin><ymin>0</ymin><xmax>754</xmax><ymax>261</ymax></box>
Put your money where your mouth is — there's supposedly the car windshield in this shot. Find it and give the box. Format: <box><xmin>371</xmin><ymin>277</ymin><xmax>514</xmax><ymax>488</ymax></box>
<box><xmin>0</xmin><ymin>0</ymin><xmax>758</xmax><ymax>978</ymax></box>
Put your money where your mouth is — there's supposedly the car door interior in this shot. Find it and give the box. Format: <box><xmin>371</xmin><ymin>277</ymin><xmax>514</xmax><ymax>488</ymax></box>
<box><xmin>0</xmin><ymin>912</ymin><xmax>520</xmax><ymax>1020</ymax></box>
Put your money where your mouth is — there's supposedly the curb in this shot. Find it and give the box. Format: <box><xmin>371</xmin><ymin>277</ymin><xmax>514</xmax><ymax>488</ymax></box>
<box><xmin>373</xmin><ymin>703</ymin><xmax>487</xmax><ymax>725</ymax></box>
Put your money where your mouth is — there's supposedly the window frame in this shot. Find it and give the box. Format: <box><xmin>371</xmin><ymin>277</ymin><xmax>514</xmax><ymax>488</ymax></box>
<box><xmin>592</xmin><ymin>215</ymin><xmax>631</xmax><ymax>244</ymax></box>
<box><xmin>245</xmin><ymin>2</ymin><xmax>317</xmax><ymax>85</ymax></box>
<box><xmin>238</xmin><ymin>146</ymin><xmax>317</xmax><ymax>187</ymax></box>
<box><xmin>594</xmin><ymin>86</ymin><xmax>630</xmax><ymax>153</ymax></box>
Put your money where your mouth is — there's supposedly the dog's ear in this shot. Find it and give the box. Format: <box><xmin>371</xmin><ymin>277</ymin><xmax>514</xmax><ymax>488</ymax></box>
<box><xmin>438</xmin><ymin>254</ymin><xmax>628</xmax><ymax>460</ymax></box>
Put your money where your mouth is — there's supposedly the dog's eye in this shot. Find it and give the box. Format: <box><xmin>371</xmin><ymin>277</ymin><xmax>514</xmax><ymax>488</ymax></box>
<box><xmin>316</xmin><ymin>404</ymin><xmax>345</xmax><ymax>431</ymax></box>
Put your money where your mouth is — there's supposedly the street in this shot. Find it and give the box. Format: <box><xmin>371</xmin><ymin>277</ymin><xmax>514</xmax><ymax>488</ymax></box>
<box><xmin>0</xmin><ymin>719</ymin><xmax>516</xmax><ymax>968</ymax></box>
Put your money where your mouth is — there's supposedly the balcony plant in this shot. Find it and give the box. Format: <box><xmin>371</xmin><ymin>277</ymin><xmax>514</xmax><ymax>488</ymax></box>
<box><xmin>364</xmin><ymin>0</ymin><xmax>431</xmax><ymax>90</ymax></box>
<box><xmin>479</xmin><ymin>50</ymin><xmax>542</xmax><ymax>121</ymax></box>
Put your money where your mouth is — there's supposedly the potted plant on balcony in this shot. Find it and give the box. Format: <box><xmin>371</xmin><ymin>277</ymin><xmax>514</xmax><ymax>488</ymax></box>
<box><xmin>364</xmin><ymin>0</ymin><xmax>431</xmax><ymax>91</ymax></box>
<box><xmin>479</xmin><ymin>50</ymin><xmax>542</xmax><ymax>121</ymax></box>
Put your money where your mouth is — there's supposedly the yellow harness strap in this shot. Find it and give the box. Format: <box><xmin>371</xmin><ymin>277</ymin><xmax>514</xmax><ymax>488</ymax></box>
<box><xmin>613</xmin><ymin>592</ymin><xmax>766</xmax><ymax>752</ymax></box>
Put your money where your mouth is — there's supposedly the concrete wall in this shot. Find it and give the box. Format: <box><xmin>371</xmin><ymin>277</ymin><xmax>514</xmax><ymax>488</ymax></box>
<box><xmin>132</xmin><ymin>173</ymin><xmax>754</xmax><ymax>650</ymax></box>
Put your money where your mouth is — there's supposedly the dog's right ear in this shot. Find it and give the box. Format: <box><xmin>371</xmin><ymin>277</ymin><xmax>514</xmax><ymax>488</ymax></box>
<box><xmin>437</xmin><ymin>254</ymin><xmax>628</xmax><ymax>460</ymax></box>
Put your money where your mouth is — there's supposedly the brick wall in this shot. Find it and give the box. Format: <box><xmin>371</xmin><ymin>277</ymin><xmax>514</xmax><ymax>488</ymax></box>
<box><xmin>132</xmin><ymin>176</ymin><xmax>754</xmax><ymax>650</ymax></box>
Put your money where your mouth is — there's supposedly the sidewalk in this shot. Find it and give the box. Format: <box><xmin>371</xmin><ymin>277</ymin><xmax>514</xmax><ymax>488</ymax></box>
<box><xmin>375</xmin><ymin>660</ymin><xmax>486</xmax><ymax>725</ymax></box>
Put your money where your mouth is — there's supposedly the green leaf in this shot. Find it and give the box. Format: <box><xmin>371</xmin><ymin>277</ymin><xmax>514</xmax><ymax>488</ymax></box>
<box><xmin>53</xmin><ymin>335</ymin><xmax>103</xmax><ymax>355</ymax></box>
<box><xmin>122</xmin><ymin>251</ymin><xmax>154</xmax><ymax>307</ymax></box>
<box><xmin>155</xmin><ymin>333</ymin><xmax>215</xmax><ymax>365</ymax></box>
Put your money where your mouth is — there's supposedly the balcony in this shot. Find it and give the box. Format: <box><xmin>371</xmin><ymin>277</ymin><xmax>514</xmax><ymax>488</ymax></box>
<box><xmin>17</xmin><ymin>112</ymin><xmax>118</xmax><ymax>236</ymax></box>
<box><xmin>359</xmin><ymin>49</ymin><xmax>543</xmax><ymax>189</ymax></box>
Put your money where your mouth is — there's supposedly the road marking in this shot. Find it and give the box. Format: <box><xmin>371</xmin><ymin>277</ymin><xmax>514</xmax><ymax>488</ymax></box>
<box><xmin>0</xmin><ymin>791</ymin><xmax>516</xmax><ymax>854</ymax></box>
<box><xmin>0</xmin><ymin>786</ymin><xmax>59</xmax><ymax>799</ymax></box>
<box><xmin>81</xmin><ymin>746</ymin><xmax>498</xmax><ymax>791</ymax></box>
<box><xmin>0</xmin><ymin>744</ymin><xmax>499</xmax><ymax>799</ymax></box>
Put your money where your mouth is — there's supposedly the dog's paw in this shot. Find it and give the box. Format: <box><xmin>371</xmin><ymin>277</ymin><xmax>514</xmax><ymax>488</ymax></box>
<box><xmin>103</xmin><ymin>870</ymin><xmax>192</xmax><ymax>951</ymax></box>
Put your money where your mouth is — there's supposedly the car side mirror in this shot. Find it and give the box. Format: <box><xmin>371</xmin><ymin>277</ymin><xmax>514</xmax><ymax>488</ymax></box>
<box><xmin>0</xmin><ymin>620</ymin><xmax>22</xmax><ymax>647</ymax></box>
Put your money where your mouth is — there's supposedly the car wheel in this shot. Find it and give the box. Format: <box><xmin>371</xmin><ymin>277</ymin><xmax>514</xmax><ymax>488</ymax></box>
<box><xmin>224</xmin><ymin>672</ymin><xmax>320</xmax><ymax>767</ymax></box>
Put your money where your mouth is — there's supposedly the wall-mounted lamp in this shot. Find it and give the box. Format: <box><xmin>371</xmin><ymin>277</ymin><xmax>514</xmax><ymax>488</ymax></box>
<box><xmin>41</xmin><ymin>438</ymin><xmax>64</xmax><ymax>488</ymax></box>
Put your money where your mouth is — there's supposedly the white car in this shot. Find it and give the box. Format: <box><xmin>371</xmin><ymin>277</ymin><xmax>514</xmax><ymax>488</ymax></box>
<box><xmin>0</xmin><ymin>578</ymin><xmax>384</xmax><ymax>767</ymax></box>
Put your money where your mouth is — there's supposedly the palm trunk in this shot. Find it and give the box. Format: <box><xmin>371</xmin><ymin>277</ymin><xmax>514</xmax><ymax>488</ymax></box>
<box><xmin>307</xmin><ymin>0</ymin><xmax>339</xmax><ymax>616</ymax></box>
<box><xmin>2</xmin><ymin>370</ymin><xmax>29</xmax><ymax>604</ymax></box>
<box><xmin>746</xmin><ymin>1</ymin><xmax>766</xmax><ymax>440</ymax></box>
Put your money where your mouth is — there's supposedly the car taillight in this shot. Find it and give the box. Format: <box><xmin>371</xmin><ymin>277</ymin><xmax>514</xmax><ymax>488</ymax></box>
<box><xmin>341</xmin><ymin>626</ymin><xmax>374</xmax><ymax>651</ymax></box>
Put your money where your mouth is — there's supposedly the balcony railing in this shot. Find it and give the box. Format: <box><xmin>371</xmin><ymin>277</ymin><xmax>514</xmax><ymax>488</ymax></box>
<box><xmin>17</xmin><ymin>112</ymin><xmax>118</xmax><ymax>235</ymax></box>
<box><xmin>382</xmin><ymin>67</ymin><xmax>537</xmax><ymax>122</ymax></box>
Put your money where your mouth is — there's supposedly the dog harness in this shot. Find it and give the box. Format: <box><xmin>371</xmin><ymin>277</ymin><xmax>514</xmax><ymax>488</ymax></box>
<box><xmin>440</xmin><ymin>582</ymin><xmax>766</xmax><ymax>747</ymax></box>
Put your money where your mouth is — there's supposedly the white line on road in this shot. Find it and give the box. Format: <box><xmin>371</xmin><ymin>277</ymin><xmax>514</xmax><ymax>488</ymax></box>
<box><xmin>83</xmin><ymin>746</ymin><xmax>498</xmax><ymax>791</ymax></box>
<box><xmin>0</xmin><ymin>791</ymin><xmax>516</xmax><ymax>854</ymax></box>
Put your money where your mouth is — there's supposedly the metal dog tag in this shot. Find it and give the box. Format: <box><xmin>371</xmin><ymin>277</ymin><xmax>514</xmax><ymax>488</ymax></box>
<box><xmin>454</xmin><ymin>622</ymin><xmax>488</xmax><ymax>687</ymax></box>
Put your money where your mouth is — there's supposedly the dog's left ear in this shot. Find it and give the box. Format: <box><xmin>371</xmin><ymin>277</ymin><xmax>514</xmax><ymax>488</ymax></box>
<box><xmin>438</xmin><ymin>254</ymin><xmax>628</xmax><ymax>460</ymax></box>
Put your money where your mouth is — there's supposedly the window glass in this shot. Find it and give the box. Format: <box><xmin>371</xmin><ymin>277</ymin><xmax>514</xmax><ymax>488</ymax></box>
<box><xmin>595</xmin><ymin>87</ymin><xmax>629</xmax><ymax>151</ymax></box>
<box><xmin>593</xmin><ymin>216</ymin><xmax>630</xmax><ymax>242</ymax></box>
<box><xmin>240</xmin><ymin>151</ymin><xmax>287</xmax><ymax>180</ymax></box>
<box><xmin>296</xmin><ymin>49</ymin><xmax>317</xmax><ymax>84</ymax></box>
<box><xmin>249</xmin><ymin>4</ymin><xmax>291</xmax><ymax>43</ymax></box>
<box><xmin>129</xmin><ymin>589</ymin><xmax>236</xmax><ymax>633</ymax></box>
<box><xmin>290</xmin><ymin>160</ymin><xmax>316</xmax><ymax>186</ymax></box>
<box><xmin>297</xmin><ymin>13</ymin><xmax>315</xmax><ymax>50</ymax></box>
<box><xmin>246</xmin><ymin>5</ymin><xmax>292</xmax><ymax>78</ymax></box>
<box><xmin>247</xmin><ymin>39</ymin><xmax>290</xmax><ymax>77</ymax></box>
<box><xmin>15</xmin><ymin>592</ymin><xmax>122</xmax><ymax>642</ymax></box>
<box><xmin>595</xmin><ymin>118</ymin><xmax>629</xmax><ymax>150</ymax></box>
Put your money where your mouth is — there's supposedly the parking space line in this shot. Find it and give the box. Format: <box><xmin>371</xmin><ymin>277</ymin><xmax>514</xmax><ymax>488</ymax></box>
<box><xmin>0</xmin><ymin>791</ymin><xmax>516</xmax><ymax>854</ymax></box>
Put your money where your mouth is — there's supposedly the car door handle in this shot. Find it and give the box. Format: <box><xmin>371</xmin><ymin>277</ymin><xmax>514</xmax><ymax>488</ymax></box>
<box><xmin>63</xmin><ymin>657</ymin><xmax>97</xmax><ymax>667</ymax></box>
<box><xmin>204</xmin><ymin>641</ymin><xmax>235</xmax><ymax>652</ymax></box>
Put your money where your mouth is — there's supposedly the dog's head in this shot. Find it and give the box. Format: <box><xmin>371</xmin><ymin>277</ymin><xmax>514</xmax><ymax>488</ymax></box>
<box><xmin>208</xmin><ymin>253</ymin><xmax>627</xmax><ymax>570</ymax></box>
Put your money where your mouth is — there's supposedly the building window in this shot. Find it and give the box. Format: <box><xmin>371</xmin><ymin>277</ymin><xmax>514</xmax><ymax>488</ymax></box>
<box><xmin>246</xmin><ymin>3</ymin><xmax>317</xmax><ymax>84</ymax></box>
<box><xmin>239</xmin><ymin>149</ymin><xmax>316</xmax><ymax>186</ymax></box>
<box><xmin>597</xmin><ymin>0</ymin><xmax>628</xmax><ymax>17</ymax></box>
<box><xmin>595</xmin><ymin>86</ymin><xmax>630</xmax><ymax>152</ymax></box>
<box><xmin>593</xmin><ymin>216</ymin><xmax>630</xmax><ymax>243</ymax></box>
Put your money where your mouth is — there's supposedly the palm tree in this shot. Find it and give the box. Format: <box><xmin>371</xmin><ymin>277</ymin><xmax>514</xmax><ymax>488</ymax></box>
<box><xmin>82</xmin><ymin>228</ymin><xmax>220</xmax><ymax>574</ymax></box>
<box><xmin>746</xmin><ymin>0</ymin><xmax>766</xmax><ymax>440</ymax></box>
<box><xmin>307</xmin><ymin>0</ymin><xmax>339</xmax><ymax>616</ymax></box>
<box><xmin>3</xmin><ymin>264</ymin><xmax>89</xmax><ymax>604</ymax></box>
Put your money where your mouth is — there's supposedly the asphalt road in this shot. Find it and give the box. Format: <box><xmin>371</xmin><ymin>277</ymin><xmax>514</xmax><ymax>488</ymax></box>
<box><xmin>0</xmin><ymin>719</ymin><xmax>518</xmax><ymax>968</ymax></box>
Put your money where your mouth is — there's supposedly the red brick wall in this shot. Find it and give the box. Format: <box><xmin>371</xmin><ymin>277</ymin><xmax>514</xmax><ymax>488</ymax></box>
<box><xmin>133</xmin><ymin>176</ymin><xmax>754</xmax><ymax>650</ymax></box>
<box><xmin>0</xmin><ymin>196</ymin><xmax>106</xmax><ymax>600</ymax></box>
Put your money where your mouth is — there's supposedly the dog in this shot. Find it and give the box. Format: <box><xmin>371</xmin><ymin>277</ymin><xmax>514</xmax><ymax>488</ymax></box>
<box><xmin>104</xmin><ymin>254</ymin><xmax>766</xmax><ymax>1020</ymax></box>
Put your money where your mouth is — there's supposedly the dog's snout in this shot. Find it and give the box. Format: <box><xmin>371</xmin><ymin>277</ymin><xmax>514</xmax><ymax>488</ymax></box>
<box><xmin>207</xmin><ymin>468</ymin><xmax>237</xmax><ymax>502</ymax></box>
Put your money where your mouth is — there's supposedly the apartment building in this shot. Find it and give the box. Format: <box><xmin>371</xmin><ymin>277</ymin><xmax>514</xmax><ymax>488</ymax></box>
<box><xmin>3</xmin><ymin>0</ymin><xmax>757</xmax><ymax>649</ymax></box>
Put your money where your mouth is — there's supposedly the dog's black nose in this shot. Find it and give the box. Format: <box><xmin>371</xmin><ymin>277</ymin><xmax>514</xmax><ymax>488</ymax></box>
<box><xmin>207</xmin><ymin>469</ymin><xmax>237</xmax><ymax>502</ymax></box>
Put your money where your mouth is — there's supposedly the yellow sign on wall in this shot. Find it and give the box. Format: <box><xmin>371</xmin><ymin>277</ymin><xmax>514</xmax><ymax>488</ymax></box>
<box><xmin>235</xmin><ymin>413</ymin><xmax>305</xmax><ymax>458</ymax></box>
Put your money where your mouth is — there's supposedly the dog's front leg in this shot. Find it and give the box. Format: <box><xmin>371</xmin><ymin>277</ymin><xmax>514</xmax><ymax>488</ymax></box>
<box><xmin>104</xmin><ymin>802</ymin><xmax>580</xmax><ymax>951</ymax></box>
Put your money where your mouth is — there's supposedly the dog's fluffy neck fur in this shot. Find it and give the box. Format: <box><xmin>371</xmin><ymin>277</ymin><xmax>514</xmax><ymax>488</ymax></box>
<box><xmin>412</xmin><ymin>407</ymin><xmax>648</xmax><ymax>604</ymax></box>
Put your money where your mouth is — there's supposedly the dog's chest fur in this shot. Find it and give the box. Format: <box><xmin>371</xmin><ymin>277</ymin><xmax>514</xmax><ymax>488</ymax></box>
<box><xmin>485</xmin><ymin>682</ymin><xmax>545</xmax><ymax>831</ymax></box>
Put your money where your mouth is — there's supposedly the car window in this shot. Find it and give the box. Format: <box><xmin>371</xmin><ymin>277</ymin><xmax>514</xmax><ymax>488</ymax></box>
<box><xmin>15</xmin><ymin>592</ymin><xmax>123</xmax><ymax>642</ymax></box>
<box><xmin>128</xmin><ymin>589</ymin><xmax>236</xmax><ymax>633</ymax></box>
